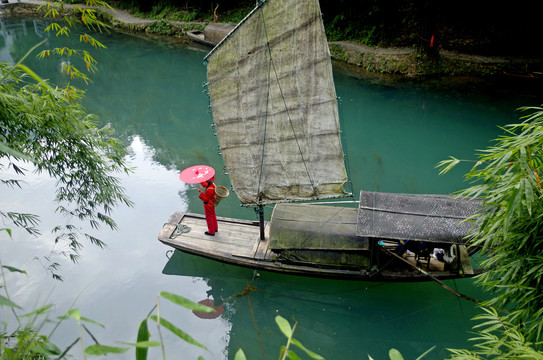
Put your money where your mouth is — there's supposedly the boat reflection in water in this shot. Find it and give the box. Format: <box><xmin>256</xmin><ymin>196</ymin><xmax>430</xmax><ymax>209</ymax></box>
<box><xmin>162</xmin><ymin>249</ymin><xmax>485</xmax><ymax>359</ymax></box>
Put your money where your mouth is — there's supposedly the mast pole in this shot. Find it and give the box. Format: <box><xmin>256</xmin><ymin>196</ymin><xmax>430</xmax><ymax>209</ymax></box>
<box><xmin>258</xmin><ymin>205</ymin><xmax>265</xmax><ymax>240</ymax></box>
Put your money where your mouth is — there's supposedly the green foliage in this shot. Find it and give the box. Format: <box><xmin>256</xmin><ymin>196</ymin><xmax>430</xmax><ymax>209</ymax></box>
<box><xmin>324</xmin><ymin>14</ymin><xmax>366</xmax><ymax>43</ymax></box>
<box><xmin>136</xmin><ymin>319</ymin><xmax>151</xmax><ymax>360</ymax></box>
<box><xmin>275</xmin><ymin>316</ymin><xmax>324</xmax><ymax>360</ymax></box>
<box><xmin>0</xmin><ymin>259</ymin><xmax>214</xmax><ymax>359</ymax></box>
<box><xmin>0</xmin><ymin>59</ymin><xmax>133</xmax><ymax>267</ymax></box>
<box><xmin>147</xmin><ymin>19</ymin><xmax>174</xmax><ymax>35</ymax></box>
<box><xmin>37</xmin><ymin>0</ymin><xmax>112</xmax><ymax>84</ymax></box>
<box><xmin>216</xmin><ymin>4</ymin><xmax>253</xmax><ymax>24</ymax></box>
<box><xmin>1</xmin><ymin>10</ymin><xmax>133</xmax><ymax>272</ymax></box>
<box><xmin>1</xmin><ymin>255</ymin><xmax>385</xmax><ymax>360</ymax></box>
<box><xmin>438</xmin><ymin>106</ymin><xmax>543</xmax><ymax>344</ymax></box>
<box><xmin>368</xmin><ymin>347</ymin><xmax>434</xmax><ymax>360</ymax></box>
<box><xmin>148</xmin><ymin>2</ymin><xmax>199</xmax><ymax>21</ymax></box>
<box><xmin>446</xmin><ymin>307</ymin><xmax>543</xmax><ymax>360</ymax></box>
<box><xmin>328</xmin><ymin>44</ymin><xmax>349</xmax><ymax>63</ymax></box>
<box><xmin>124</xmin><ymin>0</ymin><xmax>200</xmax><ymax>20</ymax></box>
<box><xmin>118</xmin><ymin>0</ymin><xmax>253</xmax><ymax>21</ymax></box>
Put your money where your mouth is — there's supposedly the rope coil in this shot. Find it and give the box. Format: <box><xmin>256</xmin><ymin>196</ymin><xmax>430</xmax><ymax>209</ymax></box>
<box><xmin>170</xmin><ymin>224</ymin><xmax>191</xmax><ymax>238</ymax></box>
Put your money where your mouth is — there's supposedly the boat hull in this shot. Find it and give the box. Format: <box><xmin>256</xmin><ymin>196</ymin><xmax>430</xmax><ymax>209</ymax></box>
<box><xmin>158</xmin><ymin>211</ymin><xmax>481</xmax><ymax>282</ymax></box>
<box><xmin>186</xmin><ymin>31</ymin><xmax>216</xmax><ymax>47</ymax></box>
<box><xmin>187</xmin><ymin>23</ymin><xmax>236</xmax><ymax>47</ymax></box>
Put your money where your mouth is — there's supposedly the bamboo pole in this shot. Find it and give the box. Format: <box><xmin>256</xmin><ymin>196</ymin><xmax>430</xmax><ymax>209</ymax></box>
<box><xmin>380</xmin><ymin>247</ymin><xmax>482</xmax><ymax>304</ymax></box>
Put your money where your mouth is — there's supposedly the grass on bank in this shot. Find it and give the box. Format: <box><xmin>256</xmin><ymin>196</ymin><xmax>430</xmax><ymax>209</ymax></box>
<box><xmin>110</xmin><ymin>0</ymin><xmax>253</xmax><ymax>24</ymax></box>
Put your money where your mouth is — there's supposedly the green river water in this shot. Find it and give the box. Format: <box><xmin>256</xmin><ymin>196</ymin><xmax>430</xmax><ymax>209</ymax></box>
<box><xmin>1</xmin><ymin>18</ymin><xmax>542</xmax><ymax>360</ymax></box>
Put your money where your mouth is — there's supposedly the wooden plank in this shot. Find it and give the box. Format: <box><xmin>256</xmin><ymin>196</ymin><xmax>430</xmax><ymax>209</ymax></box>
<box><xmin>158</xmin><ymin>212</ymin><xmax>186</xmax><ymax>241</ymax></box>
<box><xmin>161</xmin><ymin>212</ymin><xmax>261</xmax><ymax>260</ymax></box>
<box><xmin>232</xmin><ymin>223</ymin><xmax>272</xmax><ymax>261</ymax></box>
<box><xmin>167</xmin><ymin>227</ymin><xmax>253</xmax><ymax>252</ymax></box>
<box><xmin>249</xmin><ymin>223</ymin><xmax>269</xmax><ymax>260</ymax></box>
<box><xmin>169</xmin><ymin>221</ymin><xmax>254</xmax><ymax>248</ymax></box>
<box><xmin>253</xmin><ymin>240</ymin><xmax>271</xmax><ymax>260</ymax></box>
<box><xmin>180</xmin><ymin>215</ymin><xmax>260</xmax><ymax>245</ymax></box>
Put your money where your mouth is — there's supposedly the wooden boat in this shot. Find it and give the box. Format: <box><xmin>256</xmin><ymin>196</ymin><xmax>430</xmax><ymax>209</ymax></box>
<box><xmin>159</xmin><ymin>0</ymin><xmax>483</xmax><ymax>282</ymax></box>
<box><xmin>159</xmin><ymin>192</ymin><xmax>482</xmax><ymax>281</ymax></box>
<box><xmin>187</xmin><ymin>23</ymin><xmax>235</xmax><ymax>47</ymax></box>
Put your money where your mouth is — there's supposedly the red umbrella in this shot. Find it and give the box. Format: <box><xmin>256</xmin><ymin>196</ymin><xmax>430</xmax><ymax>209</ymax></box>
<box><xmin>179</xmin><ymin>165</ymin><xmax>215</xmax><ymax>184</ymax></box>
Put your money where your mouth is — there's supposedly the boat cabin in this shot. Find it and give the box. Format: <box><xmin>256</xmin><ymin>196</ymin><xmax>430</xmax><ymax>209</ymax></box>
<box><xmin>268</xmin><ymin>191</ymin><xmax>481</xmax><ymax>278</ymax></box>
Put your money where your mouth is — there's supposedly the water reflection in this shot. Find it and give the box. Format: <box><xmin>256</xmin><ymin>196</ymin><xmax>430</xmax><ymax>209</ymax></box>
<box><xmin>163</xmin><ymin>250</ymin><xmax>486</xmax><ymax>359</ymax></box>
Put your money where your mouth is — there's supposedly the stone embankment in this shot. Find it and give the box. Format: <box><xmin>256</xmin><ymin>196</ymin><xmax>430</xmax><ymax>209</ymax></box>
<box><xmin>329</xmin><ymin>41</ymin><xmax>543</xmax><ymax>77</ymax></box>
<box><xmin>4</xmin><ymin>0</ymin><xmax>543</xmax><ymax>77</ymax></box>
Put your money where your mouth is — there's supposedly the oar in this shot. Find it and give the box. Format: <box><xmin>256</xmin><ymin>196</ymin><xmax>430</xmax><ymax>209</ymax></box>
<box><xmin>380</xmin><ymin>247</ymin><xmax>482</xmax><ymax>304</ymax></box>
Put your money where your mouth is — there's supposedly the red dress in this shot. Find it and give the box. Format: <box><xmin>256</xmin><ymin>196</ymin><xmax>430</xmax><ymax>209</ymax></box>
<box><xmin>198</xmin><ymin>182</ymin><xmax>218</xmax><ymax>235</ymax></box>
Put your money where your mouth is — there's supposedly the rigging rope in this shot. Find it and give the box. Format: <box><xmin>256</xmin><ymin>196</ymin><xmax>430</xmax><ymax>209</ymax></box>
<box><xmin>337</xmin><ymin>96</ymin><xmax>356</xmax><ymax>200</ymax></box>
<box><xmin>256</xmin><ymin>21</ymin><xmax>273</xmax><ymax>203</ymax></box>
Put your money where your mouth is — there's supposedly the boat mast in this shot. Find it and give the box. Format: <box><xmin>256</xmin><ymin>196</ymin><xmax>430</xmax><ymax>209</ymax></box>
<box><xmin>257</xmin><ymin>205</ymin><xmax>265</xmax><ymax>240</ymax></box>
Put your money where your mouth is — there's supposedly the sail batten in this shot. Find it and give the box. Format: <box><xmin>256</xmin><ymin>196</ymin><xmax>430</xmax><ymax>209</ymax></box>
<box><xmin>206</xmin><ymin>0</ymin><xmax>349</xmax><ymax>205</ymax></box>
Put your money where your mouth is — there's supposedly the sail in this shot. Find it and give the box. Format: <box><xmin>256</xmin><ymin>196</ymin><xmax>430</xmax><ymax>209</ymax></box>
<box><xmin>205</xmin><ymin>0</ymin><xmax>349</xmax><ymax>206</ymax></box>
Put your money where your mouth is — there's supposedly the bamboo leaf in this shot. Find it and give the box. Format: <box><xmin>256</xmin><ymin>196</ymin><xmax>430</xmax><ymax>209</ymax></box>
<box><xmin>524</xmin><ymin>178</ymin><xmax>534</xmax><ymax>214</ymax></box>
<box><xmin>505</xmin><ymin>186</ymin><xmax>520</xmax><ymax>219</ymax></box>
<box><xmin>287</xmin><ymin>350</ymin><xmax>302</xmax><ymax>360</ymax></box>
<box><xmin>290</xmin><ymin>338</ymin><xmax>324</xmax><ymax>360</ymax></box>
<box><xmin>15</xmin><ymin>64</ymin><xmax>57</xmax><ymax>95</ymax></box>
<box><xmin>80</xmin><ymin>315</ymin><xmax>105</xmax><ymax>328</ymax></box>
<box><xmin>234</xmin><ymin>349</ymin><xmax>247</xmax><ymax>360</ymax></box>
<box><xmin>66</xmin><ymin>308</ymin><xmax>81</xmax><ymax>321</ymax></box>
<box><xmin>275</xmin><ymin>315</ymin><xmax>293</xmax><ymax>338</ymax></box>
<box><xmin>21</xmin><ymin>304</ymin><xmax>54</xmax><ymax>318</ymax></box>
<box><xmin>28</xmin><ymin>341</ymin><xmax>62</xmax><ymax>356</ymax></box>
<box><xmin>0</xmin><ymin>227</ymin><xmax>12</xmax><ymax>237</ymax></box>
<box><xmin>436</xmin><ymin>157</ymin><xmax>460</xmax><ymax>175</ymax></box>
<box><xmin>159</xmin><ymin>291</ymin><xmax>215</xmax><ymax>313</ymax></box>
<box><xmin>85</xmin><ymin>344</ymin><xmax>129</xmax><ymax>355</ymax></box>
<box><xmin>0</xmin><ymin>294</ymin><xmax>22</xmax><ymax>309</ymax></box>
<box><xmin>2</xmin><ymin>265</ymin><xmax>27</xmax><ymax>274</ymax></box>
<box><xmin>389</xmin><ymin>348</ymin><xmax>404</xmax><ymax>360</ymax></box>
<box><xmin>149</xmin><ymin>315</ymin><xmax>208</xmax><ymax>350</ymax></box>
<box><xmin>119</xmin><ymin>341</ymin><xmax>161</xmax><ymax>348</ymax></box>
<box><xmin>415</xmin><ymin>346</ymin><xmax>435</xmax><ymax>360</ymax></box>
<box><xmin>479</xmin><ymin>323</ymin><xmax>505</xmax><ymax>333</ymax></box>
<box><xmin>136</xmin><ymin>318</ymin><xmax>150</xmax><ymax>360</ymax></box>
<box><xmin>0</xmin><ymin>142</ymin><xmax>34</xmax><ymax>161</ymax></box>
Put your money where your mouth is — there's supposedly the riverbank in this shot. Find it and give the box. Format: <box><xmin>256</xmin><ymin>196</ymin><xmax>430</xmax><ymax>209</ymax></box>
<box><xmin>3</xmin><ymin>0</ymin><xmax>543</xmax><ymax>78</ymax></box>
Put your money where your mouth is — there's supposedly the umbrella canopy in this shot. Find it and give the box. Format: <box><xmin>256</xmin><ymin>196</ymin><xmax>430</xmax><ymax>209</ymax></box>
<box><xmin>179</xmin><ymin>165</ymin><xmax>215</xmax><ymax>184</ymax></box>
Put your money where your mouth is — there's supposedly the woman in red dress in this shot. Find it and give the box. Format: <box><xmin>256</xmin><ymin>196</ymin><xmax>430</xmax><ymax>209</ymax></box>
<box><xmin>198</xmin><ymin>176</ymin><xmax>218</xmax><ymax>236</ymax></box>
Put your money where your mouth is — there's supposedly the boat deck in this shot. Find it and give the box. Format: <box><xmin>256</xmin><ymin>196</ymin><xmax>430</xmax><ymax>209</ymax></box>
<box><xmin>158</xmin><ymin>212</ymin><xmax>273</xmax><ymax>265</ymax></box>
